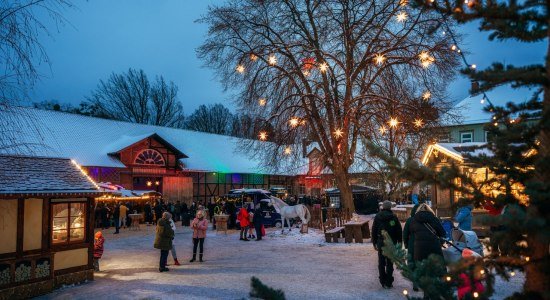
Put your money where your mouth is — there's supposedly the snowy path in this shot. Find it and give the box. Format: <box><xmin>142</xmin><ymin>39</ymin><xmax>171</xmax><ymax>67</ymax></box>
<box><xmin>37</xmin><ymin>224</ymin><xmax>523</xmax><ymax>300</ymax></box>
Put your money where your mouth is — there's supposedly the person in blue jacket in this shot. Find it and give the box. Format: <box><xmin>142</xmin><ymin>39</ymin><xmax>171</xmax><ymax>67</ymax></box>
<box><xmin>454</xmin><ymin>204</ymin><xmax>473</xmax><ymax>231</ymax></box>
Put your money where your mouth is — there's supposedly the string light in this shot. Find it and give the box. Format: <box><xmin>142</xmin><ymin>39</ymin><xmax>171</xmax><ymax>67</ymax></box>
<box><xmin>494</xmin><ymin>122</ymin><xmax>498</xmax><ymax>126</ymax></box>
<box><xmin>389</xmin><ymin>117</ymin><xmax>399</xmax><ymax>128</ymax></box>
<box><xmin>399</xmin><ymin>0</ymin><xmax>408</xmax><ymax>6</ymax></box>
<box><xmin>303</xmin><ymin>70</ymin><xmax>310</xmax><ymax>77</ymax></box>
<box><xmin>268</xmin><ymin>54</ymin><xmax>277</xmax><ymax>65</ymax></box>
<box><xmin>446</xmin><ymin>276</ymin><xmax>452</xmax><ymax>282</ymax></box>
<box><xmin>284</xmin><ymin>147</ymin><xmax>292</xmax><ymax>155</ymax></box>
<box><xmin>250</xmin><ymin>54</ymin><xmax>258</xmax><ymax>61</ymax></box>
<box><xmin>396</xmin><ymin>12</ymin><xmax>408</xmax><ymax>22</ymax></box>
<box><xmin>334</xmin><ymin>129</ymin><xmax>343</xmax><ymax>138</ymax></box>
<box><xmin>423</xmin><ymin>91</ymin><xmax>431</xmax><ymax>100</ymax></box>
<box><xmin>258</xmin><ymin>98</ymin><xmax>267</xmax><ymax>106</ymax></box>
<box><xmin>480</xmin><ymin>270</ymin><xmax>485</xmax><ymax>275</ymax></box>
<box><xmin>470</xmin><ymin>64</ymin><xmax>477</xmax><ymax>69</ymax></box>
<box><xmin>510</xmin><ymin>271</ymin><xmax>516</xmax><ymax>276</ymax></box>
<box><xmin>473</xmin><ymin>292</ymin><xmax>479</xmax><ymax>298</ymax></box>
<box><xmin>289</xmin><ymin>117</ymin><xmax>300</xmax><ymax>127</ymax></box>
<box><xmin>374</xmin><ymin>54</ymin><xmax>386</xmax><ymax>66</ymax></box>
<box><xmin>414</xmin><ymin>118</ymin><xmax>424</xmax><ymax>127</ymax></box>
<box><xmin>236</xmin><ymin>64</ymin><xmax>245</xmax><ymax>73</ymax></box>
<box><xmin>419</xmin><ymin>51</ymin><xmax>435</xmax><ymax>68</ymax></box>
<box><xmin>71</xmin><ymin>159</ymin><xmax>100</xmax><ymax>189</ymax></box>
<box><xmin>525</xmin><ymin>257</ymin><xmax>530</xmax><ymax>262</ymax></box>
<box><xmin>259</xmin><ymin>131</ymin><xmax>268</xmax><ymax>141</ymax></box>
<box><xmin>451</xmin><ymin>45</ymin><xmax>457</xmax><ymax>51</ymax></box>
<box><xmin>403</xmin><ymin>289</ymin><xmax>408</xmax><ymax>296</ymax></box>
<box><xmin>379</xmin><ymin>125</ymin><xmax>387</xmax><ymax>134</ymax></box>
<box><xmin>319</xmin><ymin>62</ymin><xmax>328</xmax><ymax>72</ymax></box>
<box><xmin>480</xmin><ymin>97</ymin><xmax>485</xmax><ymax>104</ymax></box>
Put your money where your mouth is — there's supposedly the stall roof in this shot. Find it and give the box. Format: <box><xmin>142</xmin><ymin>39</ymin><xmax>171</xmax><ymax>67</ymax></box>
<box><xmin>0</xmin><ymin>155</ymin><xmax>101</xmax><ymax>196</ymax></box>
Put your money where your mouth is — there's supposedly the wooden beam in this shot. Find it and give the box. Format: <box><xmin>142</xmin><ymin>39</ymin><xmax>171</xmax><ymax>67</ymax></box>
<box><xmin>16</xmin><ymin>198</ymin><xmax>24</xmax><ymax>258</ymax></box>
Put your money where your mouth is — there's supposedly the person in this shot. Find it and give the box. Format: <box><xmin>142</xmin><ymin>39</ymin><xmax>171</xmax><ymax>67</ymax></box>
<box><xmin>174</xmin><ymin>201</ymin><xmax>182</xmax><ymax>222</ymax></box>
<box><xmin>181</xmin><ymin>202</ymin><xmax>190</xmax><ymax>226</ymax></box>
<box><xmin>189</xmin><ymin>202</ymin><xmax>197</xmax><ymax>220</ymax></box>
<box><xmin>403</xmin><ymin>204</ymin><xmax>420</xmax><ymax>291</ymax></box>
<box><xmin>100</xmin><ymin>204</ymin><xmax>110</xmax><ymax>229</ymax></box>
<box><xmin>237</xmin><ymin>207</ymin><xmax>250</xmax><ymax>241</ymax></box>
<box><xmin>371</xmin><ymin>200</ymin><xmax>402</xmax><ymax>289</ymax></box>
<box><xmin>190</xmin><ymin>210</ymin><xmax>208</xmax><ymax>263</ymax></box>
<box><xmin>119</xmin><ymin>203</ymin><xmax>128</xmax><ymax>229</ymax></box>
<box><xmin>93</xmin><ymin>231</ymin><xmax>105</xmax><ymax>271</ymax></box>
<box><xmin>169</xmin><ymin>216</ymin><xmax>180</xmax><ymax>266</ymax></box>
<box><xmin>410</xmin><ymin>203</ymin><xmax>446</xmax><ymax>262</ymax></box>
<box><xmin>154</xmin><ymin>200</ymin><xmax>163</xmax><ymax>223</ymax></box>
<box><xmin>208</xmin><ymin>199</ymin><xmax>216</xmax><ymax>223</ymax></box>
<box><xmin>454</xmin><ymin>203</ymin><xmax>473</xmax><ymax>231</ymax></box>
<box><xmin>154</xmin><ymin>212</ymin><xmax>174</xmax><ymax>272</ymax></box>
<box><xmin>113</xmin><ymin>203</ymin><xmax>120</xmax><ymax>234</ymax></box>
<box><xmin>144</xmin><ymin>202</ymin><xmax>153</xmax><ymax>225</ymax></box>
<box><xmin>253</xmin><ymin>204</ymin><xmax>264</xmax><ymax>241</ymax></box>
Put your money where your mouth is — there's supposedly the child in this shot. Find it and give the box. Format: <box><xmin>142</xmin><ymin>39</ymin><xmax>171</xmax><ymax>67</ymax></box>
<box><xmin>93</xmin><ymin>231</ymin><xmax>105</xmax><ymax>271</ymax></box>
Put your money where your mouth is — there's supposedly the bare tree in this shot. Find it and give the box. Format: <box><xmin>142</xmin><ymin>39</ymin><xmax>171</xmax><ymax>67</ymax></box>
<box><xmin>88</xmin><ymin>68</ymin><xmax>185</xmax><ymax>128</ymax></box>
<box><xmin>184</xmin><ymin>103</ymin><xmax>233</xmax><ymax>135</ymax></box>
<box><xmin>198</xmin><ymin>0</ymin><xmax>459</xmax><ymax>211</ymax></box>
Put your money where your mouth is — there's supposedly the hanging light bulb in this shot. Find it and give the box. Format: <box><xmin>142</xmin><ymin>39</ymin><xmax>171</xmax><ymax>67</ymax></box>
<box><xmin>303</xmin><ymin>70</ymin><xmax>310</xmax><ymax>77</ymax></box>
<box><xmin>284</xmin><ymin>147</ymin><xmax>292</xmax><ymax>155</ymax></box>
<box><xmin>414</xmin><ymin>118</ymin><xmax>424</xmax><ymax>127</ymax></box>
<box><xmin>422</xmin><ymin>91</ymin><xmax>431</xmax><ymax>100</ymax></box>
<box><xmin>289</xmin><ymin>117</ymin><xmax>300</xmax><ymax>127</ymax></box>
<box><xmin>319</xmin><ymin>62</ymin><xmax>328</xmax><ymax>73</ymax></box>
<box><xmin>374</xmin><ymin>54</ymin><xmax>386</xmax><ymax>66</ymax></box>
<box><xmin>480</xmin><ymin>97</ymin><xmax>485</xmax><ymax>104</ymax></box>
<box><xmin>399</xmin><ymin>0</ymin><xmax>408</xmax><ymax>6</ymax></box>
<box><xmin>379</xmin><ymin>125</ymin><xmax>387</xmax><ymax>134</ymax></box>
<box><xmin>403</xmin><ymin>290</ymin><xmax>408</xmax><ymax>296</ymax></box>
<box><xmin>258</xmin><ymin>131</ymin><xmax>268</xmax><ymax>141</ymax></box>
<box><xmin>236</xmin><ymin>64</ymin><xmax>245</xmax><ymax>73</ymax></box>
<box><xmin>258</xmin><ymin>98</ymin><xmax>267</xmax><ymax>106</ymax></box>
<box><xmin>419</xmin><ymin>51</ymin><xmax>435</xmax><ymax>68</ymax></box>
<box><xmin>396</xmin><ymin>12</ymin><xmax>408</xmax><ymax>22</ymax></box>
<box><xmin>250</xmin><ymin>53</ymin><xmax>258</xmax><ymax>61</ymax></box>
<box><xmin>389</xmin><ymin>117</ymin><xmax>399</xmax><ymax>128</ymax></box>
<box><xmin>334</xmin><ymin>129</ymin><xmax>343</xmax><ymax>138</ymax></box>
<box><xmin>470</xmin><ymin>64</ymin><xmax>477</xmax><ymax>69</ymax></box>
<box><xmin>451</xmin><ymin>45</ymin><xmax>457</xmax><ymax>51</ymax></box>
<box><xmin>268</xmin><ymin>54</ymin><xmax>277</xmax><ymax>65</ymax></box>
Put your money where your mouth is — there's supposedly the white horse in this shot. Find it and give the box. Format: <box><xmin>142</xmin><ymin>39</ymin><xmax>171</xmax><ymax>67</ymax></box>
<box><xmin>268</xmin><ymin>197</ymin><xmax>311</xmax><ymax>233</ymax></box>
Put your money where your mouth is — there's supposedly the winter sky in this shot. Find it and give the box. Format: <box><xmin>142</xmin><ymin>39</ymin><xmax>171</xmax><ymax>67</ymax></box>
<box><xmin>31</xmin><ymin>0</ymin><xmax>546</xmax><ymax>112</ymax></box>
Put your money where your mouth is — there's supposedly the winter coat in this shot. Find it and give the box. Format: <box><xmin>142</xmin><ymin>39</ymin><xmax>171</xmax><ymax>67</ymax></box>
<box><xmin>237</xmin><ymin>208</ymin><xmax>250</xmax><ymax>228</ymax></box>
<box><xmin>119</xmin><ymin>205</ymin><xmax>128</xmax><ymax>217</ymax></box>
<box><xmin>191</xmin><ymin>217</ymin><xmax>208</xmax><ymax>239</ymax></box>
<box><xmin>94</xmin><ymin>236</ymin><xmax>105</xmax><ymax>258</ymax></box>
<box><xmin>454</xmin><ymin>205</ymin><xmax>473</xmax><ymax>231</ymax></box>
<box><xmin>371</xmin><ymin>209</ymin><xmax>403</xmax><ymax>249</ymax></box>
<box><xmin>410</xmin><ymin>210</ymin><xmax>446</xmax><ymax>262</ymax></box>
<box><xmin>174</xmin><ymin>203</ymin><xmax>182</xmax><ymax>215</ymax></box>
<box><xmin>154</xmin><ymin>218</ymin><xmax>174</xmax><ymax>250</ymax></box>
<box><xmin>403</xmin><ymin>204</ymin><xmax>420</xmax><ymax>264</ymax></box>
<box><xmin>253</xmin><ymin>208</ymin><xmax>264</xmax><ymax>226</ymax></box>
<box><xmin>113</xmin><ymin>205</ymin><xmax>120</xmax><ymax>219</ymax></box>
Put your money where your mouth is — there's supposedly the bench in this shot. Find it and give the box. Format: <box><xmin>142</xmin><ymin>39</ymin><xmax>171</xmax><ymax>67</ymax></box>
<box><xmin>325</xmin><ymin>226</ymin><xmax>345</xmax><ymax>243</ymax></box>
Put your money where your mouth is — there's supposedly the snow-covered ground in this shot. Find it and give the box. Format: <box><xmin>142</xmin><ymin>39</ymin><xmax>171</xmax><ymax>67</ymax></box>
<box><xmin>37</xmin><ymin>223</ymin><xmax>524</xmax><ymax>300</ymax></box>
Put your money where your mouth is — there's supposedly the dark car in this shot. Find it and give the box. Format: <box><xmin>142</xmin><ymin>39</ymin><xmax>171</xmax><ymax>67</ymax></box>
<box><xmin>228</xmin><ymin>189</ymin><xmax>285</xmax><ymax>228</ymax></box>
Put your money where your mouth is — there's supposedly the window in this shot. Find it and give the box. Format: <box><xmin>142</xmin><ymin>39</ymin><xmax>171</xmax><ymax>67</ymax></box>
<box><xmin>134</xmin><ymin>149</ymin><xmax>165</xmax><ymax>166</ymax></box>
<box><xmin>51</xmin><ymin>201</ymin><xmax>86</xmax><ymax>244</ymax></box>
<box><xmin>460</xmin><ymin>131</ymin><xmax>473</xmax><ymax>143</ymax></box>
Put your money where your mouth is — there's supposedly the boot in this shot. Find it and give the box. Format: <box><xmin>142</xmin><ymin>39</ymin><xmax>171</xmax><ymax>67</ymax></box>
<box><xmin>189</xmin><ymin>254</ymin><xmax>196</xmax><ymax>262</ymax></box>
<box><xmin>174</xmin><ymin>259</ymin><xmax>181</xmax><ymax>266</ymax></box>
<box><xmin>199</xmin><ymin>254</ymin><xmax>204</xmax><ymax>263</ymax></box>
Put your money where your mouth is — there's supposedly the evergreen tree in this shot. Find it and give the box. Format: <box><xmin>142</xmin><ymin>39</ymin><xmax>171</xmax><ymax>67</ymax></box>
<box><xmin>373</xmin><ymin>1</ymin><xmax>549</xmax><ymax>299</ymax></box>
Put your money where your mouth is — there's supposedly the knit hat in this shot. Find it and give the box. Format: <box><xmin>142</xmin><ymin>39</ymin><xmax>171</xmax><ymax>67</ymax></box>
<box><xmin>382</xmin><ymin>200</ymin><xmax>392</xmax><ymax>210</ymax></box>
<box><xmin>94</xmin><ymin>231</ymin><xmax>103</xmax><ymax>239</ymax></box>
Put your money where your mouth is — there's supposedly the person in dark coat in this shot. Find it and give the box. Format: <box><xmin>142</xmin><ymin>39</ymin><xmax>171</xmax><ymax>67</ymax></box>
<box><xmin>189</xmin><ymin>202</ymin><xmax>197</xmax><ymax>221</ymax></box>
<box><xmin>144</xmin><ymin>202</ymin><xmax>153</xmax><ymax>225</ymax></box>
<box><xmin>154</xmin><ymin>212</ymin><xmax>174</xmax><ymax>272</ymax></box>
<box><xmin>100</xmin><ymin>204</ymin><xmax>110</xmax><ymax>229</ymax></box>
<box><xmin>410</xmin><ymin>203</ymin><xmax>446</xmax><ymax>262</ymax></box>
<box><xmin>181</xmin><ymin>202</ymin><xmax>189</xmax><ymax>226</ymax></box>
<box><xmin>403</xmin><ymin>204</ymin><xmax>420</xmax><ymax>291</ymax></box>
<box><xmin>154</xmin><ymin>200</ymin><xmax>163</xmax><ymax>223</ymax></box>
<box><xmin>174</xmin><ymin>201</ymin><xmax>182</xmax><ymax>222</ymax></box>
<box><xmin>113</xmin><ymin>203</ymin><xmax>120</xmax><ymax>234</ymax></box>
<box><xmin>371</xmin><ymin>200</ymin><xmax>403</xmax><ymax>289</ymax></box>
<box><xmin>252</xmin><ymin>204</ymin><xmax>264</xmax><ymax>241</ymax></box>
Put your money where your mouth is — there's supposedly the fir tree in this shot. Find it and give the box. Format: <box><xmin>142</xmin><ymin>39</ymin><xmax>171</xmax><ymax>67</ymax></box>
<box><xmin>372</xmin><ymin>0</ymin><xmax>549</xmax><ymax>299</ymax></box>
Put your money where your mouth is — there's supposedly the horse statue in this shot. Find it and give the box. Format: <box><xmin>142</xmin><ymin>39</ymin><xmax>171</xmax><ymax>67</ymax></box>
<box><xmin>268</xmin><ymin>196</ymin><xmax>310</xmax><ymax>233</ymax></box>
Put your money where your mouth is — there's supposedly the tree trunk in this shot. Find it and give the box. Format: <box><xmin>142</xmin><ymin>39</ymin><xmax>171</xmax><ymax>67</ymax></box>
<box><xmin>334</xmin><ymin>171</ymin><xmax>355</xmax><ymax>212</ymax></box>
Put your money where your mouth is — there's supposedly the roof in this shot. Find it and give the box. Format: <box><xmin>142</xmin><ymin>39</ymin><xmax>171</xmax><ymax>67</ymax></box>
<box><xmin>445</xmin><ymin>86</ymin><xmax>535</xmax><ymax>126</ymax></box>
<box><xmin>422</xmin><ymin>142</ymin><xmax>491</xmax><ymax>165</ymax></box>
<box><xmin>0</xmin><ymin>155</ymin><xmax>101</xmax><ymax>195</ymax></box>
<box><xmin>0</xmin><ymin>107</ymin><xmax>271</xmax><ymax>174</ymax></box>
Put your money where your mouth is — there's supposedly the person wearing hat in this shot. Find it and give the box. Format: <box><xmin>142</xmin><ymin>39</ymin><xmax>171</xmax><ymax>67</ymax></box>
<box><xmin>93</xmin><ymin>231</ymin><xmax>105</xmax><ymax>271</ymax></box>
<box><xmin>371</xmin><ymin>200</ymin><xmax>402</xmax><ymax>289</ymax></box>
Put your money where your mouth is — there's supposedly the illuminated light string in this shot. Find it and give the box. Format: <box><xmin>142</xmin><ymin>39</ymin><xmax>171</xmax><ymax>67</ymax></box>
<box><xmin>71</xmin><ymin>159</ymin><xmax>100</xmax><ymax>189</ymax></box>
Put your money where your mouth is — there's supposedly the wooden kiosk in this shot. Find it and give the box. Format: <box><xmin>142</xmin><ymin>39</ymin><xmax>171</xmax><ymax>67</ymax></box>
<box><xmin>0</xmin><ymin>156</ymin><xmax>103</xmax><ymax>299</ymax></box>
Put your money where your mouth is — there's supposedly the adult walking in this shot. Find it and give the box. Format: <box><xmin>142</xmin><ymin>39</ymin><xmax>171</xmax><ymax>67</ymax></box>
<box><xmin>113</xmin><ymin>203</ymin><xmax>121</xmax><ymax>234</ymax></box>
<box><xmin>403</xmin><ymin>204</ymin><xmax>420</xmax><ymax>291</ymax></box>
<box><xmin>252</xmin><ymin>204</ymin><xmax>264</xmax><ymax>241</ymax></box>
<box><xmin>237</xmin><ymin>207</ymin><xmax>250</xmax><ymax>241</ymax></box>
<box><xmin>371</xmin><ymin>200</ymin><xmax>403</xmax><ymax>289</ymax></box>
<box><xmin>169</xmin><ymin>216</ymin><xmax>180</xmax><ymax>266</ymax></box>
<box><xmin>410</xmin><ymin>203</ymin><xmax>446</xmax><ymax>262</ymax></box>
<box><xmin>154</xmin><ymin>212</ymin><xmax>174</xmax><ymax>272</ymax></box>
<box><xmin>454</xmin><ymin>203</ymin><xmax>473</xmax><ymax>231</ymax></box>
<box><xmin>190</xmin><ymin>210</ymin><xmax>208</xmax><ymax>263</ymax></box>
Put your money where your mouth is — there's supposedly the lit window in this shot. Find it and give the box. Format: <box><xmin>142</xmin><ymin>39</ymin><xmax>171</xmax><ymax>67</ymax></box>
<box><xmin>460</xmin><ymin>131</ymin><xmax>473</xmax><ymax>143</ymax></box>
<box><xmin>52</xmin><ymin>202</ymin><xmax>86</xmax><ymax>244</ymax></box>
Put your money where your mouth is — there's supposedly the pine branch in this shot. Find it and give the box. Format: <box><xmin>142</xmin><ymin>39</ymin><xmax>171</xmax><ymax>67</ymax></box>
<box><xmin>249</xmin><ymin>277</ymin><xmax>286</xmax><ymax>300</ymax></box>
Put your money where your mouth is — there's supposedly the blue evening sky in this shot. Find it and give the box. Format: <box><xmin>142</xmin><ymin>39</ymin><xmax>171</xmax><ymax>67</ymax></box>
<box><xmin>30</xmin><ymin>0</ymin><xmax>546</xmax><ymax>112</ymax></box>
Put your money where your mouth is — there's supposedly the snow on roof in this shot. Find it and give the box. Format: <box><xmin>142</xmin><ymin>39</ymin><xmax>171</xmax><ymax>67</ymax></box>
<box><xmin>0</xmin><ymin>155</ymin><xmax>100</xmax><ymax>194</ymax></box>
<box><xmin>0</xmin><ymin>107</ymin><xmax>270</xmax><ymax>174</ymax></box>
<box><xmin>422</xmin><ymin>142</ymin><xmax>492</xmax><ymax>164</ymax></box>
<box><xmin>445</xmin><ymin>86</ymin><xmax>536</xmax><ymax>126</ymax></box>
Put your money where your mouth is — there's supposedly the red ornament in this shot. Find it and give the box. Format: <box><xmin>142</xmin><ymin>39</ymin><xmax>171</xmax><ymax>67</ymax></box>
<box><xmin>302</xmin><ymin>57</ymin><xmax>316</xmax><ymax>70</ymax></box>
